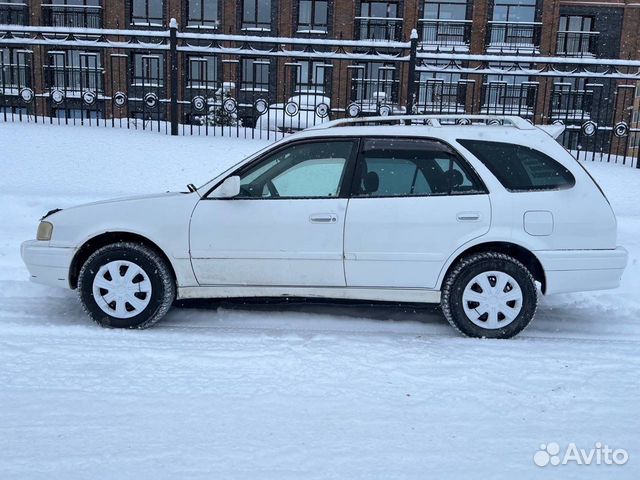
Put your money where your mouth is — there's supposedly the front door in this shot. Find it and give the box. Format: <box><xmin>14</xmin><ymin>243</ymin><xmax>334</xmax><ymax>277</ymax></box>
<box><xmin>344</xmin><ymin>137</ymin><xmax>491</xmax><ymax>288</ymax></box>
<box><xmin>190</xmin><ymin>139</ymin><xmax>358</xmax><ymax>286</ymax></box>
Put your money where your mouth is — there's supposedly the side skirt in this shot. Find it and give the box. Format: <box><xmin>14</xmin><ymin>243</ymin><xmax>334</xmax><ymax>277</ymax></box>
<box><xmin>177</xmin><ymin>285</ymin><xmax>441</xmax><ymax>304</ymax></box>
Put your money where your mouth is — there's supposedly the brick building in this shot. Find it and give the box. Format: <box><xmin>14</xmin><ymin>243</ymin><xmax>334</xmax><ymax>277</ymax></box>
<box><xmin>1</xmin><ymin>0</ymin><xmax>640</xmax><ymax>132</ymax></box>
<box><xmin>1</xmin><ymin>1</ymin><xmax>637</xmax><ymax>54</ymax></box>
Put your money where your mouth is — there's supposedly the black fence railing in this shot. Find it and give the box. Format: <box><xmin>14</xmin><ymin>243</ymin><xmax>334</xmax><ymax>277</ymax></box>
<box><xmin>486</xmin><ymin>21</ymin><xmax>542</xmax><ymax>51</ymax></box>
<box><xmin>418</xmin><ymin>19</ymin><xmax>472</xmax><ymax>48</ymax></box>
<box><xmin>355</xmin><ymin>17</ymin><xmax>403</xmax><ymax>42</ymax></box>
<box><xmin>42</xmin><ymin>5</ymin><xmax>103</xmax><ymax>29</ymax></box>
<box><xmin>0</xmin><ymin>3</ymin><xmax>28</xmax><ymax>26</ymax></box>
<box><xmin>0</xmin><ymin>22</ymin><xmax>639</xmax><ymax>168</ymax></box>
<box><xmin>556</xmin><ymin>31</ymin><xmax>599</xmax><ymax>57</ymax></box>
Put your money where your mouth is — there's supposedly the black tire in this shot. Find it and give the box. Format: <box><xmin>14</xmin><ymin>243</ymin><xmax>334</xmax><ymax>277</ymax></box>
<box><xmin>77</xmin><ymin>242</ymin><xmax>176</xmax><ymax>329</ymax></box>
<box><xmin>441</xmin><ymin>252</ymin><xmax>537</xmax><ymax>339</ymax></box>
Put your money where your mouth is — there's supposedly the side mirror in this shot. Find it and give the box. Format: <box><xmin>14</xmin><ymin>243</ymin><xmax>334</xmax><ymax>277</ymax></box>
<box><xmin>210</xmin><ymin>176</ymin><xmax>240</xmax><ymax>199</ymax></box>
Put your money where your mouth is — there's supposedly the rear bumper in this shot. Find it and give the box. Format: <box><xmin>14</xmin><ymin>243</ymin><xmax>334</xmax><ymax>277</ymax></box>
<box><xmin>536</xmin><ymin>247</ymin><xmax>628</xmax><ymax>295</ymax></box>
<box><xmin>20</xmin><ymin>240</ymin><xmax>75</xmax><ymax>289</ymax></box>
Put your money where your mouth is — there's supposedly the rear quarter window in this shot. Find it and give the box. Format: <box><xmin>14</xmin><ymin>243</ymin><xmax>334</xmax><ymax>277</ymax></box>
<box><xmin>457</xmin><ymin>139</ymin><xmax>575</xmax><ymax>192</ymax></box>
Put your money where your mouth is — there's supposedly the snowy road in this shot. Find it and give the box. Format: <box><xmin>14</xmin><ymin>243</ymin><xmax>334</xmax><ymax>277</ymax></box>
<box><xmin>1</xmin><ymin>122</ymin><xmax>639</xmax><ymax>479</ymax></box>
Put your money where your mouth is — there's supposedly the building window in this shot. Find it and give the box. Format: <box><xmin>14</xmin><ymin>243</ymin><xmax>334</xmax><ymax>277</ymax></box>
<box><xmin>483</xmin><ymin>63</ymin><xmax>535</xmax><ymax>117</ymax></box>
<box><xmin>351</xmin><ymin>62</ymin><xmax>398</xmax><ymax>111</ymax></box>
<box><xmin>241</xmin><ymin>58</ymin><xmax>270</xmax><ymax>91</ymax></box>
<box><xmin>557</xmin><ymin>15</ymin><xmax>596</xmax><ymax>56</ymax></box>
<box><xmin>44</xmin><ymin>0</ymin><xmax>102</xmax><ymax>28</ymax></box>
<box><xmin>0</xmin><ymin>0</ymin><xmax>29</xmax><ymax>26</ymax></box>
<box><xmin>242</xmin><ymin>0</ymin><xmax>271</xmax><ymax>31</ymax></box>
<box><xmin>186</xmin><ymin>55</ymin><xmax>219</xmax><ymax>89</ymax></box>
<box><xmin>294</xmin><ymin>61</ymin><xmax>328</xmax><ymax>94</ymax></box>
<box><xmin>45</xmin><ymin>50</ymin><xmax>103</xmax><ymax>94</ymax></box>
<box><xmin>424</xmin><ymin>0</ymin><xmax>467</xmax><ymax>20</ymax></box>
<box><xmin>131</xmin><ymin>0</ymin><xmax>164</xmax><ymax>26</ymax></box>
<box><xmin>492</xmin><ymin>0</ymin><xmax>535</xmax><ymax>23</ymax></box>
<box><xmin>187</xmin><ymin>0</ymin><xmax>219</xmax><ymax>28</ymax></box>
<box><xmin>420</xmin><ymin>0</ymin><xmax>470</xmax><ymax>46</ymax></box>
<box><xmin>550</xmin><ymin>79</ymin><xmax>593</xmax><ymax>121</ymax></box>
<box><xmin>132</xmin><ymin>53</ymin><xmax>164</xmax><ymax>87</ymax></box>
<box><xmin>357</xmin><ymin>1</ymin><xmax>402</xmax><ymax>41</ymax></box>
<box><xmin>417</xmin><ymin>64</ymin><xmax>465</xmax><ymax>113</ymax></box>
<box><xmin>489</xmin><ymin>0</ymin><xmax>538</xmax><ymax>48</ymax></box>
<box><xmin>0</xmin><ymin>48</ymin><xmax>30</xmax><ymax>90</ymax></box>
<box><xmin>298</xmin><ymin>0</ymin><xmax>328</xmax><ymax>33</ymax></box>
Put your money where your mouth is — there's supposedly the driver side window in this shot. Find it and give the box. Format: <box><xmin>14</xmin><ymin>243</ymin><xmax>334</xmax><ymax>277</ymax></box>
<box><xmin>237</xmin><ymin>140</ymin><xmax>356</xmax><ymax>199</ymax></box>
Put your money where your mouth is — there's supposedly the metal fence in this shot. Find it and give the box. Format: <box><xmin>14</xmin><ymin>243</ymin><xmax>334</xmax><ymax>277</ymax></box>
<box><xmin>1</xmin><ymin>22</ymin><xmax>639</xmax><ymax>167</ymax></box>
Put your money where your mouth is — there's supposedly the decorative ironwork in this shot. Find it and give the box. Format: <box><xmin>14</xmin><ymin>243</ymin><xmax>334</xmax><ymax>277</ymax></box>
<box><xmin>192</xmin><ymin>95</ymin><xmax>207</xmax><ymax>112</ymax></box>
<box><xmin>113</xmin><ymin>91</ymin><xmax>127</xmax><ymax>108</ymax></box>
<box><xmin>51</xmin><ymin>89</ymin><xmax>65</xmax><ymax>105</ymax></box>
<box><xmin>19</xmin><ymin>87</ymin><xmax>34</xmax><ymax>104</ymax></box>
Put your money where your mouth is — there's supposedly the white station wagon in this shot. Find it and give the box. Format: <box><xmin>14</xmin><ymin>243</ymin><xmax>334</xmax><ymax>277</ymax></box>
<box><xmin>21</xmin><ymin>115</ymin><xmax>628</xmax><ymax>338</ymax></box>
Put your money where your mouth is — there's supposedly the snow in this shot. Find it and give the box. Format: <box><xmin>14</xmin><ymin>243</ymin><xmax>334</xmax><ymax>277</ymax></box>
<box><xmin>1</xmin><ymin>121</ymin><xmax>639</xmax><ymax>479</ymax></box>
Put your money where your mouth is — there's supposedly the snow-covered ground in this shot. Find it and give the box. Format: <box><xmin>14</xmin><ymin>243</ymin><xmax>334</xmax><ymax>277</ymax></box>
<box><xmin>1</xmin><ymin>122</ymin><xmax>639</xmax><ymax>479</ymax></box>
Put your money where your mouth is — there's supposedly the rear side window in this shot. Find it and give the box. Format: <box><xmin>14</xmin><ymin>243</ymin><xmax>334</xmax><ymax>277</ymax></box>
<box><xmin>458</xmin><ymin>140</ymin><xmax>575</xmax><ymax>192</ymax></box>
<box><xmin>351</xmin><ymin>138</ymin><xmax>486</xmax><ymax>198</ymax></box>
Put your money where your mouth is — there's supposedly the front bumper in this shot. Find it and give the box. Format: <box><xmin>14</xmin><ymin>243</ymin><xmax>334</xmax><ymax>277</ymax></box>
<box><xmin>20</xmin><ymin>240</ymin><xmax>75</xmax><ymax>289</ymax></box>
<box><xmin>536</xmin><ymin>247</ymin><xmax>628</xmax><ymax>295</ymax></box>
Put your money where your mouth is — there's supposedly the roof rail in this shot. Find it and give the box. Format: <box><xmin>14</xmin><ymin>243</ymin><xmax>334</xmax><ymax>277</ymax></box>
<box><xmin>308</xmin><ymin>114</ymin><xmax>536</xmax><ymax>130</ymax></box>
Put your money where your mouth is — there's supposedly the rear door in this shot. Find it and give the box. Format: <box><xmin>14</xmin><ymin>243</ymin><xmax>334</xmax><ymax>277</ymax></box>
<box><xmin>343</xmin><ymin>137</ymin><xmax>491</xmax><ymax>288</ymax></box>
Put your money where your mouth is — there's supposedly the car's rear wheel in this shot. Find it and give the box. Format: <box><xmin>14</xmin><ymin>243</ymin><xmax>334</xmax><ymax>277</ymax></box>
<box><xmin>77</xmin><ymin>242</ymin><xmax>175</xmax><ymax>329</ymax></box>
<box><xmin>441</xmin><ymin>252</ymin><xmax>537</xmax><ymax>339</ymax></box>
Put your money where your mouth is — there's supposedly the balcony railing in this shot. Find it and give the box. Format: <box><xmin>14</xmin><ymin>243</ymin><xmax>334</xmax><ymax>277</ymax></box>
<box><xmin>556</xmin><ymin>31</ymin><xmax>599</xmax><ymax>57</ymax></box>
<box><xmin>482</xmin><ymin>82</ymin><xmax>538</xmax><ymax>117</ymax></box>
<box><xmin>42</xmin><ymin>4</ymin><xmax>102</xmax><ymax>29</ymax></box>
<box><xmin>550</xmin><ymin>87</ymin><xmax>593</xmax><ymax>120</ymax></box>
<box><xmin>44</xmin><ymin>65</ymin><xmax>104</xmax><ymax>94</ymax></box>
<box><xmin>355</xmin><ymin>17</ymin><xmax>403</xmax><ymax>42</ymax></box>
<box><xmin>418</xmin><ymin>19</ymin><xmax>472</xmax><ymax>48</ymax></box>
<box><xmin>487</xmin><ymin>21</ymin><xmax>541</xmax><ymax>51</ymax></box>
<box><xmin>0</xmin><ymin>2</ymin><xmax>29</xmax><ymax>25</ymax></box>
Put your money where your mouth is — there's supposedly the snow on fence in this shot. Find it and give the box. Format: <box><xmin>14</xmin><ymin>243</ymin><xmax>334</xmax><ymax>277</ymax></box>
<box><xmin>1</xmin><ymin>21</ymin><xmax>639</xmax><ymax>167</ymax></box>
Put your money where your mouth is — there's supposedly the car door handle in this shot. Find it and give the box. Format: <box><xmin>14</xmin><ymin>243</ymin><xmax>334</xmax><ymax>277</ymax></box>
<box><xmin>310</xmin><ymin>214</ymin><xmax>338</xmax><ymax>224</ymax></box>
<box><xmin>457</xmin><ymin>212</ymin><xmax>481</xmax><ymax>222</ymax></box>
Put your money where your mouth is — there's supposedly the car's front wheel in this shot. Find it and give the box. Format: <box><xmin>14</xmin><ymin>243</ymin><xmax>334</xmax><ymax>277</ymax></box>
<box><xmin>441</xmin><ymin>252</ymin><xmax>538</xmax><ymax>339</ymax></box>
<box><xmin>77</xmin><ymin>242</ymin><xmax>175</xmax><ymax>328</ymax></box>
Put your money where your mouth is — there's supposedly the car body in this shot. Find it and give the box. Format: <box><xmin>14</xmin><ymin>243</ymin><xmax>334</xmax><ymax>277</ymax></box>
<box><xmin>21</xmin><ymin>115</ymin><xmax>628</xmax><ymax>337</ymax></box>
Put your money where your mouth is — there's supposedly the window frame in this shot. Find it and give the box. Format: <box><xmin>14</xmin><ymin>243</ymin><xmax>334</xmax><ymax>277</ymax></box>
<box><xmin>241</xmin><ymin>0</ymin><xmax>272</xmax><ymax>31</ymax></box>
<box><xmin>349</xmin><ymin>136</ymin><xmax>488</xmax><ymax>199</ymax></box>
<box><xmin>456</xmin><ymin>138</ymin><xmax>576</xmax><ymax>192</ymax></box>
<box><xmin>297</xmin><ymin>0</ymin><xmax>329</xmax><ymax>33</ymax></box>
<box><xmin>204</xmin><ymin>137</ymin><xmax>362</xmax><ymax>200</ymax></box>
<box><xmin>186</xmin><ymin>0</ymin><xmax>219</xmax><ymax>29</ymax></box>
<box><xmin>130</xmin><ymin>0</ymin><xmax>164</xmax><ymax>27</ymax></box>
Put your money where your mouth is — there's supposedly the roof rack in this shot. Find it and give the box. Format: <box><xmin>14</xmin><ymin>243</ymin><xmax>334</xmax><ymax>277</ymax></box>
<box><xmin>308</xmin><ymin>114</ymin><xmax>536</xmax><ymax>130</ymax></box>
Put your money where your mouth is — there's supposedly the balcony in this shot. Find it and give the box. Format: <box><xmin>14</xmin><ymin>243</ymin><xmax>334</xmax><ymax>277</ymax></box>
<box><xmin>486</xmin><ymin>21</ymin><xmax>541</xmax><ymax>52</ymax></box>
<box><xmin>418</xmin><ymin>19</ymin><xmax>472</xmax><ymax>49</ymax></box>
<box><xmin>550</xmin><ymin>87</ymin><xmax>593</xmax><ymax>120</ymax></box>
<box><xmin>556</xmin><ymin>30</ymin><xmax>599</xmax><ymax>57</ymax></box>
<box><xmin>42</xmin><ymin>4</ymin><xmax>102</xmax><ymax>29</ymax></box>
<box><xmin>44</xmin><ymin>65</ymin><xmax>104</xmax><ymax>95</ymax></box>
<box><xmin>0</xmin><ymin>2</ymin><xmax>29</xmax><ymax>25</ymax></box>
<box><xmin>355</xmin><ymin>17</ymin><xmax>403</xmax><ymax>42</ymax></box>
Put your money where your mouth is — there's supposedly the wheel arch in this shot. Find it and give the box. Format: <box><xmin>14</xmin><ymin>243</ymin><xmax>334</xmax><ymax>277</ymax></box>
<box><xmin>438</xmin><ymin>241</ymin><xmax>547</xmax><ymax>293</ymax></box>
<box><xmin>68</xmin><ymin>231</ymin><xmax>177</xmax><ymax>289</ymax></box>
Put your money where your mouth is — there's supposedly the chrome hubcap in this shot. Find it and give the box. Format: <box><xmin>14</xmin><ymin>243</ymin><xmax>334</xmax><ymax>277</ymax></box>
<box><xmin>92</xmin><ymin>260</ymin><xmax>152</xmax><ymax>319</ymax></box>
<box><xmin>462</xmin><ymin>271</ymin><xmax>523</xmax><ymax>329</ymax></box>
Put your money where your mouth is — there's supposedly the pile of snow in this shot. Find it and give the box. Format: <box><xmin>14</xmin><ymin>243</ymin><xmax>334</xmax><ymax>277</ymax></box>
<box><xmin>1</xmin><ymin>122</ymin><xmax>639</xmax><ymax>479</ymax></box>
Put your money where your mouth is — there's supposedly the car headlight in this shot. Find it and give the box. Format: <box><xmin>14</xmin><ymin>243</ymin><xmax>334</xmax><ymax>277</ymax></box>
<box><xmin>36</xmin><ymin>221</ymin><xmax>53</xmax><ymax>241</ymax></box>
